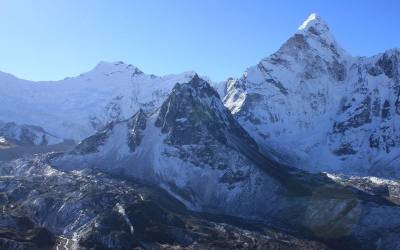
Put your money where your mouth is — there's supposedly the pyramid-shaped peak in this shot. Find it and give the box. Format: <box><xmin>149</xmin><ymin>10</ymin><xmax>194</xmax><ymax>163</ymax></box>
<box><xmin>298</xmin><ymin>13</ymin><xmax>330</xmax><ymax>34</ymax></box>
<box><xmin>291</xmin><ymin>13</ymin><xmax>349</xmax><ymax>57</ymax></box>
<box><xmin>171</xmin><ymin>74</ymin><xmax>219</xmax><ymax>101</ymax></box>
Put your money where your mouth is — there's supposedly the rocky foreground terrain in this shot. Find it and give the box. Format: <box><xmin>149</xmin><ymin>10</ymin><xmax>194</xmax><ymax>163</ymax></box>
<box><xmin>0</xmin><ymin>156</ymin><xmax>329</xmax><ymax>249</ymax></box>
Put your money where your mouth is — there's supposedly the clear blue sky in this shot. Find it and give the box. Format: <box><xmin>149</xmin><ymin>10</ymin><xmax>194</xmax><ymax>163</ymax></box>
<box><xmin>1</xmin><ymin>0</ymin><xmax>399</xmax><ymax>82</ymax></box>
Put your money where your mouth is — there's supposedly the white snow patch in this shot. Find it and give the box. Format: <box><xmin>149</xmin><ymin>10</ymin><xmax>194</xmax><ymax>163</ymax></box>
<box><xmin>116</xmin><ymin>203</ymin><xmax>134</xmax><ymax>234</ymax></box>
<box><xmin>175</xmin><ymin>118</ymin><xmax>187</xmax><ymax>122</ymax></box>
<box><xmin>298</xmin><ymin>13</ymin><xmax>318</xmax><ymax>30</ymax></box>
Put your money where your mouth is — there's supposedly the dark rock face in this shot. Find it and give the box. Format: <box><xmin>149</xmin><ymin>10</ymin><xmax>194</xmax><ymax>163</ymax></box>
<box><xmin>18</xmin><ymin>128</ymin><xmax>37</xmax><ymax>146</ymax></box>
<box><xmin>367</xmin><ymin>64</ymin><xmax>383</xmax><ymax>77</ymax></box>
<box><xmin>0</xmin><ymin>211</ymin><xmax>55</xmax><ymax>250</ymax></box>
<box><xmin>153</xmin><ymin>76</ymin><xmax>271</xmax><ymax>189</ymax></box>
<box><xmin>381</xmin><ymin>100</ymin><xmax>391</xmax><ymax>119</ymax></box>
<box><xmin>282</xmin><ymin>34</ymin><xmax>310</xmax><ymax>51</ymax></box>
<box><xmin>396</xmin><ymin>92</ymin><xmax>400</xmax><ymax>115</ymax></box>
<box><xmin>127</xmin><ymin>109</ymin><xmax>147</xmax><ymax>152</ymax></box>
<box><xmin>328</xmin><ymin>59</ymin><xmax>346</xmax><ymax>81</ymax></box>
<box><xmin>333</xmin><ymin>143</ymin><xmax>357</xmax><ymax>156</ymax></box>
<box><xmin>333</xmin><ymin>96</ymin><xmax>372</xmax><ymax>134</ymax></box>
<box><xmin>377</xmin><ymin>52</ymin><xmax>399</xmax><ymax>79</ymax></box>
<box><xmin>78</xmin><ymin>210</ymin><xmax>140</xmax><ymax>249</ymax></box>
<box><xmin>369</xmin><ymin>126</ymin><xmax>398</xmax><ymax>153</ymax></box>
<box><xmin>156</xmin><ymin>75</ymin><xmax>258</xmax><ymax>150</ymax></box>
<box><xmin>330</xmin><ymin>51</ymin><xmax>400</xmax><ymax>159</ymax></box>
<box><xmin>104</xmin><ymin>95</ymin><xmax>123</xmax><ymax>120</ymax></box>
<box><xmin>257</xmin><ymin>63</ymin><xmax>289</xmax><ymax>95</ymax></box>
<box><xmin>73</xmin><ymin>108</ymin><xmax>148</xmax><ymax>156</ymax></box>
<box><xmin>0</xmin><ymin>227</ymin><xmax>55</xmax><ymax>250</ymax></box>
<box><xmin>73</xmin><ymin>109</ymin><xmax>148</xmax><ymax>155</ymax></box>
<box><xmin>219</xmin><ymin>169</ymin><xmax>249</xmax><ymax>184</ymax></box>
<box><xmin>73</xmin><ymin>122</ymin><xmax>114</xmax><ymax>154</ymax></box>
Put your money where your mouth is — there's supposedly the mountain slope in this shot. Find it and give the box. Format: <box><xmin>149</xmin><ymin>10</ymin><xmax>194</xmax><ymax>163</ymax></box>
<box><xmin>0</xmin><ymin>120</ymin><xmax>62</xmax><ymax>146</ymax></box>
<box><xmin>54</xmin><ymin>75</ymin><xmax>285</xmax><ymax>215</ymax></box>
<box><xmin>50</xmin><ymin>75</ymin><xmax>400</xmax><ymax>249</ymax></box>
<box><xmin>223</xmin><ymin>13</ymin><xmax>400</xmax><ymax>177</ymax></box>
<box><xmin>0</xmin><ymin>61</ymin><xmax>199</xmax><ymax>141</ymax></box>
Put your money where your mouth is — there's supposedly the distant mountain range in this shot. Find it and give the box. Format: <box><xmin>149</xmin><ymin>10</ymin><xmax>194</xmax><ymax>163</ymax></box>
<box><xmin>1</xmin><ymin>14</ymin><xmax>399</xmax><ymax>177</ymax></box>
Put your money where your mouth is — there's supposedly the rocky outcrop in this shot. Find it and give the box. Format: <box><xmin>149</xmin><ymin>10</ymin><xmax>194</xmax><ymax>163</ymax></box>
<box><xmin>127</xmin><ymin>109</ymin><xmax>147</xmax><ymax>152</ymax></box>
<box><xmin>156</xmin><ymin>74</ymin><xmax>258</xmax><ymax>150</ymax></box>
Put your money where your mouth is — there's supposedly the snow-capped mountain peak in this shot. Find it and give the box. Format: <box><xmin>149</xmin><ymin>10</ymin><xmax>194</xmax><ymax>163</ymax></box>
<box><xmin>0</xmin><ymin>62</ymin><xmax>209</xmax><ymax>142</ymax></box>
<box><xmin>223</xmin><ymin>13</ymin><xmax>400</xmax><ymax>177</ymax></box>
<box><xmin>293</xmin><ymin>13</ymin><xmax>348</xmax><ymax>60</ymax></box>
<box><xmin>82</xmin><ymin>60</ymin><xmax>143</xmax><ymax>78</ymax></box>
<box><xmin>298</xmin><ymin>13</ymin><xmax>328</xmax><ymax>32</ymax></box>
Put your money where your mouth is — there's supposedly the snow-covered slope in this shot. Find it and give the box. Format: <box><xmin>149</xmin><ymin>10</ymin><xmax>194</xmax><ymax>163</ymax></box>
<box><xmin>54</xmin><ymin>75</ymin><xmax>284</xmax><ymax>215</ymax></box>
<box><xmin>223</xmin><ymin>13</ymin><xmax>400</xmax><ymax>177</ymax></box>
<box><xmin>0</xmin><ymin>61</ymin><xmax>198</xmax><ymax>141</ymax></box>
<box><xmin>49</xmin><ymin>75</ymin><xmax>400</xmax><ymax>248</ymax></box>
<box><xmin>0</xmin><ymin>120</ymin><xmax>62</xmax><ymax>146</ymax></box>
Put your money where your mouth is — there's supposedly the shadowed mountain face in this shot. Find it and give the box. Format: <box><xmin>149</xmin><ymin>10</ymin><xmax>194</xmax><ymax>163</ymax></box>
<box><xmin>49</xmin><ymin>75</ymin><xmax>400</xmax><ymax>249</ymax></box>
<box><xmin>223</xmin><ymin>13</ymin><xmax>400</xmax><ymax>177</ymax></box>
